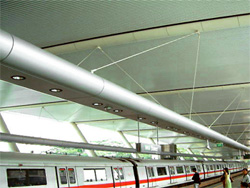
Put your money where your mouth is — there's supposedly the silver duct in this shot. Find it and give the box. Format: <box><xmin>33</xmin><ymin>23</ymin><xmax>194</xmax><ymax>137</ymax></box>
<box><xmin>0</xmin><ymin>133</ymin><xmax>224</xmax><ymax>159</ymax></box>
<box><xmin>0</xmin><ymin>29</ymin><xmax>249</xmax><ymax>152</ymax></box>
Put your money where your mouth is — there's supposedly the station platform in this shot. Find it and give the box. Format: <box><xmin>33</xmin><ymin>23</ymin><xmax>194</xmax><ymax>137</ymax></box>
<box><xmin>181</xmin><ymin>172</ymin><xmax>242</xmax><ymax>188</ymax></box>
<box><xmin>203</xmin><ymin>175</ymin><xmax>242</xmax><ymax>188</ymax></box>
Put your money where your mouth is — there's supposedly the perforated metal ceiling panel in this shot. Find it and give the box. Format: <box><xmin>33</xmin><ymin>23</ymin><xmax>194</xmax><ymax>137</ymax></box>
<box><xmin>1</xmin><ymin>0</ymin><xmax>250</xmax><ymax>47</ymax></box>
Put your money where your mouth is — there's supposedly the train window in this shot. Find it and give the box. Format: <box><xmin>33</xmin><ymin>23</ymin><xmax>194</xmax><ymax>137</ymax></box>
<box><xmin>113</xmin><ymin>168</ymin><xmax>119</xmax><ymax>180</ymax></box>
<box><xmin>7</xmin><ymin>169</ymin><xmax>47</xmax><ymax>187</ymax></box>
<box><xmin>169</xmin><ymin>166</ymin><xmax>175</xmax><ymax>175</ymax></box>
<box><xmin>190</xmin><ymin>165</ymin><xmax>196</xmax><ymax>171</ymax></box>
<box><xmin>59</xmin><ymin>168</ymin><xmax>68</xmax><ymax>184</ymax></box>
<box><xmin>196</xmin><ymin>165</ymin><xmax>201</xmax><ymax>172</ymax></box>
<box><xmin>217</xmin><ymin>165</ymin><xmax>220</xmax><ymax>169</ymax></box>
<box><xmin>185</xmin><ymin>166</ymin><xmax>191</xmax><ymax>173</ymax></box>
<box><xmin>84</xmin><ymin>169</ymin><xmax>96</xmax><ymax>182</ymax></box>
<box><xmin>68</xmin><ymin>168</ymin><xmax>76</xmax><ymax>184</ymax></box>
<box><xmin>119</xmin><ymin>168</ymin><xmax>124</xmax><ymax>180</ymax></box>
<box><xmin>176</xmin><ymin>166</ymin><xmax>184</xmax><ymax>174</ymax></box>
<box><xmin>113</xmin><ymin>168</ymin><xmax>124</xmax><ymax>180</ymax></box>
<box><xmin>147</xmin><ymin>167</ymin><xmax>155</xmax><ymax>177</ymax></box>
<box><xmin>210</xmin><ymin>165</ymin><xmax>214</xmax><ymax>170</ymax></box>
<box><xmin>96</xmin><ymin>169</ymin><xmax>107</xmax><ymax>181</ymax></box>
<box><xmin>157</xmin><ymin>167</ymin><xmax>167</xmax><ymax>176</ymax></box>
<box><xmin>206</xmin><ymin>165</ymin><xmax>210</xmax><ymax>171</ymax></box>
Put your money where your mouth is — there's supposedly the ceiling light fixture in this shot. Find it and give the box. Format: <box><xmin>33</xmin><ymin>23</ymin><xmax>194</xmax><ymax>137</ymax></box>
<box><xmin>92</xmin><ymin>102</ymin><xmax>103</xmax><ymax>106</ymax></box>
<box><xmin>49</xmin><ymin>88</ymin><xmax>62</xmax><ymax>93</ymax></box>
<box><xmin>104</xmin><ymin>106</ymin><xmax>112</xmax><ymax>111</ymax></box>
<box><xmin>113</xmin><ymin>109</ymin><xmax>122</xmax><ymax>113</ymax></box>
<box><xmin>151</xmin><ymin>121</ymin><xmax>158</xmax><ymax>124</ymax></box>
<box><xmin>11</xmin><ymin>75</ymin><xmax>26</xmax><ymax>80</ymax></box>
<box><xmin>138</xmin><ymin>117</ymin><xmax>145</xmax><ymax>121</ymax></box>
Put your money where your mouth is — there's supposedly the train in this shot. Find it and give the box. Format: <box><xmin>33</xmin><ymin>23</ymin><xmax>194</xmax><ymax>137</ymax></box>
<box><xmin>0</xmin><ymin>151</ymin><xmax>246</xmax><ymax>188</ymax></box>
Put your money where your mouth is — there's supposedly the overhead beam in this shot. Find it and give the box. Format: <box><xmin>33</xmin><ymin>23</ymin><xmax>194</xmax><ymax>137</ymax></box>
<box><xmin>139</xmin><ymin>82</ymin><xmax>250</xmax><ymax>96</ymax></box>
<box><xmin>212</xmin><ymin>122</ymin><xmax>250</xmax><ymax>127</ymax></box>
<box><xmin>0</xmin><ymin>133</ymin><xmax>225</xmax><ymax>159</ymax></box>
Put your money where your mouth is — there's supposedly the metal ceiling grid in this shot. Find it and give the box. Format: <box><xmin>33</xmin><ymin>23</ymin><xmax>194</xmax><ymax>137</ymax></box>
<box><xmin>1</xmin><ymin>1</ymin><xmax>250</xmax><ymax>47</ymax></box>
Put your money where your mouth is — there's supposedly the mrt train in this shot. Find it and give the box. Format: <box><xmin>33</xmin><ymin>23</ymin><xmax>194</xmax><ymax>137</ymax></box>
<box><xmin>0</xmin><ymin>152</ymin><xmax>245</xmax><ymax>188</ymax></box>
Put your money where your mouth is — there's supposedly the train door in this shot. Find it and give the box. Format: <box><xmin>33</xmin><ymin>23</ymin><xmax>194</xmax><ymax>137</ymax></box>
<box><xmin>205</xmin><ymin>165</ymin><xmax>211</xmax><ymax>178</ymax></box>
<box><xmin>113</xmin><ymin>167</ymin><xmax>126</xmax><ymax>188</ymax></box>
<box><xmin>146</xmin><ymin>166</ymin><xmax>155</xmax><ymax>188</ymax></box>
<box><xmin>184</xmin><ymin>166</ymin><xmax>192</xmax><ymax>181</ymax></box>
<box><xmin>169</xmin><ymin>166</ymin><xmax>177</xmax><ymax>184</ymax></box>
<box><xmin>57</xmin><ymin>167</ymin><xmax>78</xmax><ymax>188</ymax></box>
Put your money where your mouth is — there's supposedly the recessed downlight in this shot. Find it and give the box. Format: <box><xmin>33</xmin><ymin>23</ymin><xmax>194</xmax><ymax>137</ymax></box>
<box><xmin>49</xmin><ymin>88</ymin><xmax>62</xmax><ymax>93</ymax></box>
<box><xmin>151</xmin><ymin>121</ymin><xmax>158</xmax><ymax>124</ymax></box>
<box><xmin>113</xmin><ymin>109</ymin><xmax>123</xmax><ymax>113</ymax></box>
<box><xmin>104</xmin><ymin>106</ymin><xmax>112</xmax><ymax>111</ymax></box>
<box><xmin>92</xmin><ymin>102</ymin><xmax>103</xmax><ymax>106</ymax></box>
<box><xmin>11</xmin><ymin>75</ymin><xmax>26</xmax><ymax>80</ymax></box>
<box><xmin>138</xmin><ymin>117</ymin><xmax>145</xmax><ymax>121</ymax></box>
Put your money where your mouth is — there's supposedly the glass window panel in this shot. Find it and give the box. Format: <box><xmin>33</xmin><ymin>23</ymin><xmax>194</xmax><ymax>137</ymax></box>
<box><xmin>176</xmin><ymin>166</ymin><xmax>184</xmax><ymax>174</ymax></box>
<box><xmin>217</xmin><ymin>165</ymin><xmax>220</xmax><ymax>170</ymax></box>
<box><xmin>119</xmin><ymin>168</ymin><xmax>124</xmax><ymax>180</ymax></box>
<box><xmin>147</xmin><ymin>167</ymin><xmax>155</xmax><ymax>177</ymax></box>
<box><xmin>157</xmin><ymin>167</ymin><xmax>167</xmax><ymax>176</ymax></box>
<box><xmin>113</xmin><ymin>168</ymin><xmax>119</xmax><ymax>180</ymax></box>
<box><xmin>206</xmin><ymin>165</ymin><xmax>210</xmax><ymax>171</ymax></box>
<box><xmin>190</xmin><ymin>166</ymin><xmax>196</xmax><ymax>172</ymax></box>
<box><xmin>196</xmin><ymin>165</ymin><xmax>201</xmax><ymax>172</ymax></box>
<box><xmin>96</xmin><ymin>169</ymin><xmax>107</xmax><ymax>181</ymax></box>
<box><xmin>84</xmin><ymin>169</ymin><xmax>96</xmax><ymax>182</ymax></box>
<box><xmin>169</xmin><ymin>166</ymin><xmax>175</xmax><ymax>175</ymax></box>
<box><xmin>185</xmin><ymin>166</ymin><xmax>190</xmax><ymax>173</ymax></box>
<box><xmin>68</xmin><ymin>168</ymin><xmax>76</xmax><ymax>184</ymax></box>
<box><xmin>210</xmin><ymin>165</ymin><xmax>214</xmax><ymax>170</ymax></box>
<box><xmin>59</xmin><ymin>168</ymin><xmax>67</xmax><ymax>184</ymax></box>
<box><xmin>7</xmin><ymin>169</ymin><xmax>27</xmax><ymax>187</ymax></box>
<box><xmin>28</xmin><ymin>169</ymin><xmax>47</xmax><ymax>186</ymax></box>
<box><xmin>7</xmin><ymin>169</ymin><xmax>47</xmax><ymax>187</ymax></box>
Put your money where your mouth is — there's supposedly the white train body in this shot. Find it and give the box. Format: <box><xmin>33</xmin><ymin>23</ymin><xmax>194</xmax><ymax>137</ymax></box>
<box><xmin>0</xmin><ymin>152</ymin><xmax>245</xmax><ymax>188</ymax></box>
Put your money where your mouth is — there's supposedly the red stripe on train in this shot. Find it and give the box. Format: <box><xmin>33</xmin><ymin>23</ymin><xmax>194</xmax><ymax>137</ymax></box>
<box><xmin>69</xmin><ymin>180</ymin><xmax>136</xmax><ymax>188</ymax></box>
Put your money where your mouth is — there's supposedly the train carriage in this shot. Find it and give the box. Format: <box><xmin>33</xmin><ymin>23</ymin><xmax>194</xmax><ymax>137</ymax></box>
<box><xmin>0</xmin><ymin>152</ymin><xmax>136</xmax><ymax>188</ymax></box>
<box><xmin>0</xmin><ymin>152</ymin><xmax>246</xmax><ymax>188</ymax></box>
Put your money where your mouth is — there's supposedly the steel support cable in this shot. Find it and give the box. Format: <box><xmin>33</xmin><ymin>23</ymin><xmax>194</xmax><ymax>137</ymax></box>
<box><xmin>42</xmin><ymin>107</ymin><xmax>59</xmax><ymax>122</ymax></box>
<box><xmin>226</xmin><ymin>90</ymin><xmax>244</xmax><ymax>136</ymax></box>
<box><xmin>208</xmin><ymin>92</ymin><xmax>242</xmax><ymax>128</ymax></box>
<box><xmin>91</xmin><ymin>32</ymin><xmax>197</xmax><ymax>73</ymax></box>
<box><xmin>236</xmin><ymin>123</ymin><xmax>250</xmax><ymax>142</ymax></box>
<box><xmin>189</xmin><ymin>32</ymin><xmax>201</xmax><ymax>120</ymax></box>
<box><xmin>177</xmin><ymin>93</ymin><xmax>208</xmax><ymax>126</ymax></box>
<box><xmin>76</xmin><ymin>47</ymin><xmax>98</xmax><ymax>67</ymax></box>
<box><xmin>98</xmin><ymin>47</ymin><xmax>162</xmax><ymax>105</ymax></box>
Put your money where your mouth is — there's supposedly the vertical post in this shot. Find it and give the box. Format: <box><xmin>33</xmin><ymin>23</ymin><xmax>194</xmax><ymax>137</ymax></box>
<box><xmin>156</xmin><ymin>125</ymin><xmax>159</xmax><ymax>145</ymax></box>
<box><xmin>118</xmin><ymin>131</ymin><xmax>140</xmax><ymax>158</ymax></box>
<box><xmin>71</xmin><ymin>122</ymin><xmax>97</xmax><ymax>157</ymax></box>
<box><xmin>137</xmin><ymin>120</ymin><xmax>140</xmax><ymax>144</ymax></box>
<box><xmin>0</xmin><ymin>113</ymin><xmax>19</xmax><ymax>152</ymax></box>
